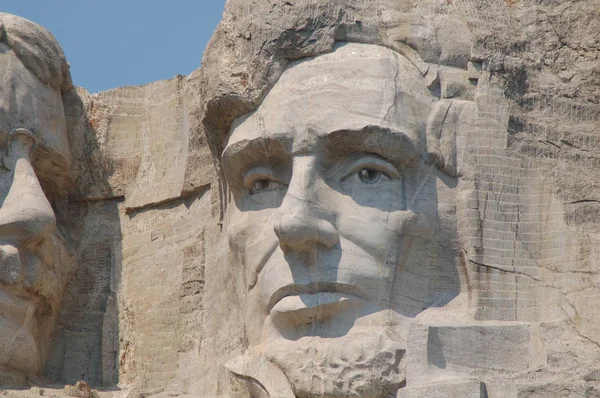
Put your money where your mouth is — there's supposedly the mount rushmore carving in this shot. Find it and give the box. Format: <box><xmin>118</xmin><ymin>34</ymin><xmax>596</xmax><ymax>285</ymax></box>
<box><xmin>2</xmin><ymin>1</ymin><xmax>600</xmax><ymax>396</ymax></box>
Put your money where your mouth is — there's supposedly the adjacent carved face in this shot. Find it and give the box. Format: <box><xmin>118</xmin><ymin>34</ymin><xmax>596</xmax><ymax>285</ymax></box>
<box><xmin>224</xmin><ymin>44</ymin><xmax>439</xmax><ymax>351</ymax></box>
<box><xmin>0</xmin><ymin>42</ymin><xmax>70</xmax><ymax>381</ymax></box>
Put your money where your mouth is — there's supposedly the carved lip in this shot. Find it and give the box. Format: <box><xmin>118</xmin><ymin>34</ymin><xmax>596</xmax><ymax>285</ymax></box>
<box><xmin>267</xmin><ymin>282</ymin><xmax>367</xmax><ymax>312</ymax></box>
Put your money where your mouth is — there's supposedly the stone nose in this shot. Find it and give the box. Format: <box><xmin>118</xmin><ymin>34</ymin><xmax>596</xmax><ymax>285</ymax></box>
<box><xmin>0</xmin><ymin>129</ymin><xmax>56</xmax><ymax>247</ymax></box>
<box><xmin>273</xmin><ymin>156</ymin><xmax>339</xmax><ymax>254</ymax></box>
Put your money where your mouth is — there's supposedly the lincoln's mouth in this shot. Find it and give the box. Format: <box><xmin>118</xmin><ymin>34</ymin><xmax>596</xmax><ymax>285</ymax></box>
<box><xmin>267</xmin><ymin>282</ymin><xmax>367</xmax><ymax>313</ymax></box>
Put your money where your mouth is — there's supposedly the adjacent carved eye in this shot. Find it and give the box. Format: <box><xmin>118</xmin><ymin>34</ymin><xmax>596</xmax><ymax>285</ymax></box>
<box><xmin>340</xmin><ymin>155</ymin><xmax>399</xmax><ymax>185</ymax></box>
<box><xmin>251</xmin><ymin>179</ymin><xmax>280</xmax><ymax>195</ymax></box>
<box><xmin>357</xmin><ymin>168</ymin><xmax>383</xmax><ymax>184</ymax></box>
<box><xmin>242</xmin><ymin>166</ymin><xmax>287</xmax><ymax>196</ymax></box>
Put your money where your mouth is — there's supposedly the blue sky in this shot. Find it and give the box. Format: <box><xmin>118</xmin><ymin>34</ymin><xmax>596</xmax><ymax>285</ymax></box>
<box><xmin>0</xmin><ymin>1</ymin><xmax>226</xmax><ymax>93</ymax></box>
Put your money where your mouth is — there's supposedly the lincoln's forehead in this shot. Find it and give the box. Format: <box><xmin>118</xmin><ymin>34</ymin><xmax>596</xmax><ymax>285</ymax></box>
<box><xmin>226</xmin><ymin>43</ymin><xmax>433</xmax><ymax>152</ymax></box>
<box><xmin>269</xmin><ymin>43</ymin><xmax>426</xmax><ymax>99</ymax></box>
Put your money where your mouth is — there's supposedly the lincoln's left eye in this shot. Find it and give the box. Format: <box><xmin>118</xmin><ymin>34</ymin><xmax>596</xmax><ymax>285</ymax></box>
<box><xmin>338</xmin><ymin>154</ymin><xmax>400</xmax><ymax>187</ymax></box>
<box><xmin>357</xmin><ymin>168</ymin><xmax>384</xmax><ymax>184</ymax></box>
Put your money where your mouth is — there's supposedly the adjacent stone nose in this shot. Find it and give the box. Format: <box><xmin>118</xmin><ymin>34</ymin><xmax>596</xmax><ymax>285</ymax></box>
<box><xmin>0</xmin><ymin>129</ymin><xmax>56</xmax><ymax>247</ymax></box>
<box><xmin>273</xmin><ymin>156</ymin><xmax>339</xmax><ymax>254</ymax></box>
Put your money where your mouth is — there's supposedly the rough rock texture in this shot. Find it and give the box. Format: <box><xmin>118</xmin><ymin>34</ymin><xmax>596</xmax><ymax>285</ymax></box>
<box><xmin>45</xmin><ymin>80</ymin><xmax>217</xmax><ymax>389</ymax></box>
<box><xmin>2</xmin><ymin>0</ymin><xmax>600</xmax><ymax>397</ymax></box>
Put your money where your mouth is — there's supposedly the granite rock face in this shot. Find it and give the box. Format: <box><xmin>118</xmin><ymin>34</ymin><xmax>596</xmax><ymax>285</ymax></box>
<box><xmin>2</xmin><ymin>0</ymin><xmax>600</xmax><ymax>397</ymax></box>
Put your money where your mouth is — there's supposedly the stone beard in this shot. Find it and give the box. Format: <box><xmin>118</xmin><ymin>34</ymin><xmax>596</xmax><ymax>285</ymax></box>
<box><xmin>0</xmin><ymin>14</ymin><xmax>72</xmax><ymax>384</ymax></box>
<box><xmin>222</xmin><ymin>43</ymin><xmax>453</xmax><ymax>397</ymax></box>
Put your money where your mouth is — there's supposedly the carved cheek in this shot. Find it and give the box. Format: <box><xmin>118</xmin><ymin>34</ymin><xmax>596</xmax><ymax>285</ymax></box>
<box><xmin>227</xmin><ymin>207</ymin><xmax>279</xmax><ymax>288</ymax></box>
<box><xmin>228</xmin><ymin>207</ymin><xmax>277</xmax><ymax>249</ymax></box>
<box><xmin>336</xmin><ymin>203</ymin><xmax>399</xmax><ymax>264</ymax></box>
<box><xmin>337</xmin><ymin>205</ymin><xmax>434</xmax><ymax>270</ymax></box>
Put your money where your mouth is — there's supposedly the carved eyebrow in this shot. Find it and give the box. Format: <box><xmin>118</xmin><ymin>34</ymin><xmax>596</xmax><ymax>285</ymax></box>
<box><xmin>321</xmin><ymin>126</ymin><xmax>422</xmax><ymax>169</ymax></box>
<box><xmin>221</xmin><ymin>125</ymin><xmax>422</xmax><ymax>184</ymax></box>
<box><xmin>221</xmin><ymin>135</ymin><xmax>292</xmax><ymax>185</ymax></box>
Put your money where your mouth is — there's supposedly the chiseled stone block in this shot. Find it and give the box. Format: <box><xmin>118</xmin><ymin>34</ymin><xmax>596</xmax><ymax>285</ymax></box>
<box><xmin>426</xmin><ymin>323</ymin><xmax>546</xmax><ymax>374</ymax></box>
<box><xmin>398</xmin><ymin>379</ymin><xmax>486</xmax><ymax>398</ymax></box>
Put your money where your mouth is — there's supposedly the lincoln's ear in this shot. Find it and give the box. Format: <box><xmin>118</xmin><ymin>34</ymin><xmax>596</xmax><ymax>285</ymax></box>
<box><xmin>426</xmin><ymin>99</ymin><xmax>471</xmax><ymax>178</ymax></box>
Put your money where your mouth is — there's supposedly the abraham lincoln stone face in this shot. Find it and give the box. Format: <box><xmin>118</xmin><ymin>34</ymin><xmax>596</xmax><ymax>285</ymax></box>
<box><xmin>222</xmin><ymin>44</ymin><xmax>448</xmax><ymax>398</ymax></box>
<box><xmin>0</xmin><ymin>13</ymin><xmax>72</xmax><ymax>384</ymax></box>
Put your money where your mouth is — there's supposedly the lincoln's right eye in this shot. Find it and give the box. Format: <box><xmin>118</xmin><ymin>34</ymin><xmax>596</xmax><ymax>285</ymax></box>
<box><xmin>242</xmin><ymin>166</ymin><xmax>288</xmax><ymax>197</ymax></box>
